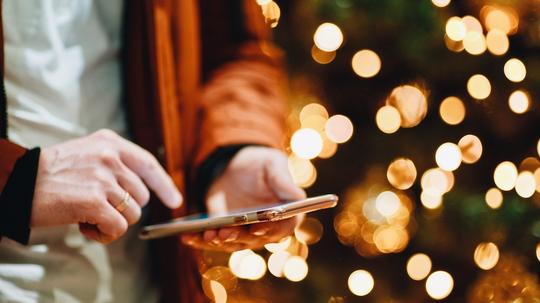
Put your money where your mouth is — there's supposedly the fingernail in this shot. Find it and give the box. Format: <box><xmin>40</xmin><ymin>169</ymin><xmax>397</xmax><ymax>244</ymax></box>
<box><xmin>171</xmin><ymin>192</ymin><xmax>182</xmax><ymax>208</ymax></box>
<box><xmin>224</xmin><ymin>231</ymin><xmax>239</xmax><ymax>242</ymax></box>
<box><xmin>212</xmin><ymin>238</ymin><xmax>221</xmax><ymax>245</ymax></box>
<box><xmin>252</xmin><ymin>228</ymin><xmax>268</xmax><ymax>236</ymax></box>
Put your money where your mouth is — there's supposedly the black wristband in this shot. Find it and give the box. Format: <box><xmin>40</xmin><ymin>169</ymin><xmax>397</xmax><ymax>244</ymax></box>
<box><xmin>0</xmin><ymin>147</ymin><xmax>40</xmax><ymax>244</ymax></box>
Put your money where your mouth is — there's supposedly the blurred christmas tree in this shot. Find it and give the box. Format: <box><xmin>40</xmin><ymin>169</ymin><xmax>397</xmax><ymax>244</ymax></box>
<box><xmin>198</xmin><ymin>1</ymin><xmax>540</xmax><ymax>302</ymax></box>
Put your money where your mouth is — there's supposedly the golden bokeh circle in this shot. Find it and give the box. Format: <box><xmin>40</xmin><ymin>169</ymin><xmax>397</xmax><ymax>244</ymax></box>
<box><xmin>467</xmin><ymin>74</ymin><xmax>491</xmax><ymax>100</ymax></box>
<box><xmin>474</xmin><ymin>242</ymin><xmax>500</xmax><ymax>270</ymax></box>
<box><xmin>439</xmin><ymin>96</ymin><xmax>466</xmax><ymax>125</ymax></box>
<box><xmin>387</xmin><ymin>158</ymin><xmax>417</xmax><ymax>190</ymax></box>
<box><xmin>376</xmin><ymin>105</ymin><xmax>401</xmax><ymax>134</ymax></box>
<box><xmin>351</xmin><ymin>49</ymin><xmax>381</xmax><ymax>78</ymax></box>
<box><xmin>386</xmin><ymin>85</ymin><xmax>428</xmax><ymax>128</ymax></box>
<box><xmin>458</xmin><ymin>134</ymin><xmax>483</xmax><ymax>164</ymax></box>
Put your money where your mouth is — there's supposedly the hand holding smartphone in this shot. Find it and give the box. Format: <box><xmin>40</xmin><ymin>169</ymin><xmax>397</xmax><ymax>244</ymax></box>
<box><xmin>139</xmin><ymin>194</ymin><xmax>338</xmax><ymax>240</ymax></box>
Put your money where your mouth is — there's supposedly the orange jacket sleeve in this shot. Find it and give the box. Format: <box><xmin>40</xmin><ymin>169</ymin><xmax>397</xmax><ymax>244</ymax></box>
<box><xmin>194</xmin><ymin>0</ymin><xmax>288</xmax><ymax>166</ymax></box>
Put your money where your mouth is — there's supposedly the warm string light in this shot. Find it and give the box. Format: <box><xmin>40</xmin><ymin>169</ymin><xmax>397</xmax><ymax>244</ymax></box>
<box><xmin>386</xmin><ymin>158</ymin><xmax>417</xmax><ymax>190</ymax></box>
<box><xmin>485</xmin><ymin>188</ymin><xmax>503</xmax><ymax>209</ymax></box>
<box><xmin>351</xmin><ymin>49</ymin><xmax>381</xmax><ymax>78</ymax></box>
<box><xmin>474</xmin><ymin>242</ymin><xmax>500</xmax><ymax>270</ymax></box>
<box><xmin>431</xmin><ymin>0</ymin><xmax>451</xmax><ymax>8</ymax></box>
<box><xmin>386</xmin><ymin>85</ymin><xmax>428</xmax><ymax>128</ymax></box>
<box><xmin>493</xmin><ymin>161</ymin><xmax>518</xmax><ymax>191</ymax></box>
<box><xmin>458</xmin><ymin>134</ymin><xmax>483</xmax><ymax>164</ymax></box>
<box><xmin>504</xmin><ymin>58</ymin><xmax>527</xmax><ymax>82</ymax></box>
<box><xmin>508</xmin><ymin>90</ymin><xmax>530</xmax><ymax>114</ymax></box>
<box><xmin>407</xmin><ymin>253</ymin><xmax>432</xmax><ymax>281</ymax></box>
<box><xmin>426</xmin><ymin>271</ymin><xmax>454</xmax><ymax>300</ymax></box>
<box><xmin>439</xmin><ymin>96</ymin><xmax>466</xmax><ymax>125</ymax></box>
<box><xmin>467</xmin><ymin>74</ymin><xmax>491</xmax><ymax>100</ymax></box>
<box><xmin>258</xmin><ymin>0</ymin><xmax>281</xmax><ymax>28</ymax></box>
<box><xmin>348</xmin><ymin>270</ymin><xmax>374</xmax><ymax>296</ymax></box>
<box><xmin>314</xmin><ymin>23</ymin><xmax>344</xmax><ymax>52</ymax></box>
<box><xmin>288</xmin><ymin>102</ymin><xmax>354</xmax><ymax>188</ymax></box>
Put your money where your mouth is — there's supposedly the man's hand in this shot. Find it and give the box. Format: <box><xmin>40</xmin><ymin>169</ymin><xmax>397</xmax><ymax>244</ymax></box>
<box><xmin>182</xmin><ymin>147</ymin><xmax>306</xmax><ymax>252</ymax></box>
<box><xmin>31</xmin><ymin>129</ymin><xmax>182</xmax><ymax>244</ymax></box>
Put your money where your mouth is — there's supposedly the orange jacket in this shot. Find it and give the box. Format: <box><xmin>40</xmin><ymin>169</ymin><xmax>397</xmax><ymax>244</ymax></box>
<box><xmin>0</xmin><ymin>0</ymin><xmax>287</xmax><ymax>302</ymax></box>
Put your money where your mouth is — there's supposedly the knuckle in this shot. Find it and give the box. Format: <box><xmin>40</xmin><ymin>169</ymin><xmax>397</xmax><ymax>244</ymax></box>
<box><xmin>88</xmin><ymin>187</ymin><xmax>106</xmax><ymax>203</ymax></box>
<box><xmin>99</xmin><ymin>150</ymin><xmax>120</xmax><ymax>168</ymax></box>
<box><xmin>94</xmin><ymin>129</ymin><xmax>118</xmax><ymax>140</ymax></box>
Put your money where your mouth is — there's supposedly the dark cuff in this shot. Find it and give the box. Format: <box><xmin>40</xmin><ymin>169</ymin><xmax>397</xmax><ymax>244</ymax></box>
<box><xmin>0</xmin><ymin>148</ymin><xmax>40</xmax><ymax>244</ymax></box>
<box><xmin>194</xmin><ymin>144</ymin><xmax>251</xmax><ymax>212</ymax></box>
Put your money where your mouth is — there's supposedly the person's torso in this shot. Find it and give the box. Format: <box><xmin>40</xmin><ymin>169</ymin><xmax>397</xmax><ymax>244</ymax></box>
<box><xmin>0</xmin><ymin>1</ymin><xmax>157</xmax><ymax>302</ymax></box>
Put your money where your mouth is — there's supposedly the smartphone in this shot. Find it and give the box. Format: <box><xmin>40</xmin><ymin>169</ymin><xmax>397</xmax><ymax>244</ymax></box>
<box><xmin>139</xmin><ymin>194</ymin><xmax>338</xmax><ymax>240</ymax></box>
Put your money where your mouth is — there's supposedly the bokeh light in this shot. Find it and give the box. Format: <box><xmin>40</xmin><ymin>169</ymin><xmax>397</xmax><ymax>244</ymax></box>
<box><xmin>467</xmin><ymin>74</ymin><xmax>491</xmax><ymax>100</ymax></box>
<box><xmin>462</xmin><ymin>15</ymin><xmax>483</xmax><ymax>33</ymax></box>
<box><xmin>519</xmin><ymin>157</ymin><xmax>540</xmax><ymax>173</ymax></box>
<box><xmin>446</xmin><ymin>17</ymin><xmax>467</xmax><ymax>41</ymax></box>
<box><xmin>431</xmin><ymin>0</ymin><xmax>450</xmax><ymax>8</ymax></box>
<box><xmin>463</xmin><ymin>31</ymin><xmax>487</xmax><ymax>55</ymax></box>
<box><xmin>421</xmin><ymin>168</ymin><xmax>454</xmax><ymax>196</ymax></box>
<box><xmin>375</xmin><ymin>191</ymin><xmax>401</xmax><ymax>217</ymax></box>
<box><xmin>537</xmin><ymin>243</ymin><xmax>540</xmax><ymax>262</ymax></box>
<box><xmin>482</xmin><ymin>6</ymin><xmax>519</xmax><ymax>35</ymax></box>
<box><xmin>301</xmin><ymin>114</ymin><xmax>327</xmax><ymax>132</ymax></box>
<box><xmin>268</xmin><ymin>251</ymin><xmax>291</xmax><ymax>277</ymax></box>
<box><xmin>444</xmin><ymin>34</ymin><xmax>464</xmax><ymax>52</ymax></box>
<box><xmin>407</xmin><ymin>253</ymin><xmax>432</xmax><ymax>281</ymax></box>
<box><xmin>439</xmin><ymin>96</ymin><xmax>466</xmax><ymax>125</ymax></box>
<box><xmin>201</xmin><ymin>266</ymin><xmax>236</xmax><ymax>303</ymax></box>
<box><xmin>508</xmin><ymin>90</ymin><xmax>530</xmax><ymax>114</ymax></box>
<box><xmin>288</xmin><ymin>155</ymin><xmax>317</xmax><ymax>188</ymax></box>
<box><xmin>229</xmin><ymin>249</ymin><xmax>267</xmax><ymax>280</ymax></box>
<box><xmin>351</xmin><ymin>49</ymin><xmax>381</xmax><ymax>78</ymax></box>
<box><xmin>420</xmin><ymin>191</ymin><xmax>443</xmax><ymax>209</ymax></box>
<box><xmin>209</xmin><ymin>281</ymin><xmax>227</xmax><ymax>303</ymax></box>
<box><xmin>435</xmin><ymin>142</ymin><xmax>462</xmax><ymax>171</ymax></box>
<box><xmin>348</xmin><ymin>270</ymin><xmax>374</xmax><ymax>296</ymax></box>
<box><xmin>386</xmin><ymin>85</ymin><xmax>428</xmax><ymax>128</ymax></box>
<box><xmin>319</xmin><ymin>136</ymin><xmax>338</xmax><ymax>159</ymax></box>
<box><xmin>485</xmin><ymin>188</ymin><xmax>503</xmax><ymax>209</ymax></box>
<box><xmin>325</xmin><ymin>115</ymin><xmax>354</xmax><ymax>143</ymax></box>
<box><xmin>474</xmin><ymin>242</ymin><xmax>500</xmax><ymax>270</ymax></box>
<box><xmin>387</xmin><ymin>158</ymin><xmax>417</xmax><ymax>190</ymax></box>
<box><xmin>375</xmin><ymin>105</ymin><xmax>401</xmax><ymax>134</ymax></box>
<box><xmin>504</xmin><ymin>58</ymin><xmax>526</xmax><ymax>83</ymax></box>
<box><xmin>295</xmin><ymin>217</ymin><xmax>324</xmax><ymax>245</ymax></box>
<box><xmin>314</xmin><ymin>23</ymin><xmax>344</xmax><ymax>52</ymax></box>
<box><xmin>373</xmin><ymin>225</ymin><xmax>408</xmax><ymax>253</ymax></box>
<box><xmin>300</xmin><ymin>103</ymin><xmax>329</xmax><ymax>121</ymax></box>
<box><xmin>515</xmin><ymin>171</ymin><xmax>536</xmax><ymax>198</ymax></box>
<box><xmin>493</xmin><ymin>161</ymin><xmax>518</xmax><ymax>191</ymax></box>
<box><xmin>458</xmin><ymin>134</ymin><xmax>483</xmax><ymax>164</ymax></box>
<box><xmin>265</xmin><ymin>236</ymin><xmax>292</xmax><ymax>253</ymax></box>
<box><xmin>486</xmin><ymin>29</ymin><xmax>509</xmax><ymax>55</ymax></box>
<box><xmin>426</xmin><ymin>271</ymin><xmax>454</xmax><ymax>300</ymax></box>
<box><xmin>283</xmin><ymin>256</ymin><xmax>309</xmax><ymax>282</ymax></box>
<box><xmin>291</xmin><ymin>128</ymin><xmax>323</xmax><ymax>159</ymax></box>
<box><xmin>260</xmin><ymin>0</ymin><xmax>281</xmax><ymax>28</ymax></box>
<box><xmin>311</xmin><ymin>45</ymin><xmax>336</xmax><ymax>64</ymax></box>
<box><xmin>536</xmin><ymin>169</ymin><xmax>540</xmax><ymax>193</ymax></box>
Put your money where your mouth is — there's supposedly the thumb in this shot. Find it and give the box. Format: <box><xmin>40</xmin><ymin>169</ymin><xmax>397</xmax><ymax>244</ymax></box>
<box><xmin>265</xmin><ymin>155</ymin><xmax>307</xmax><ymax>202</ymax></box>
